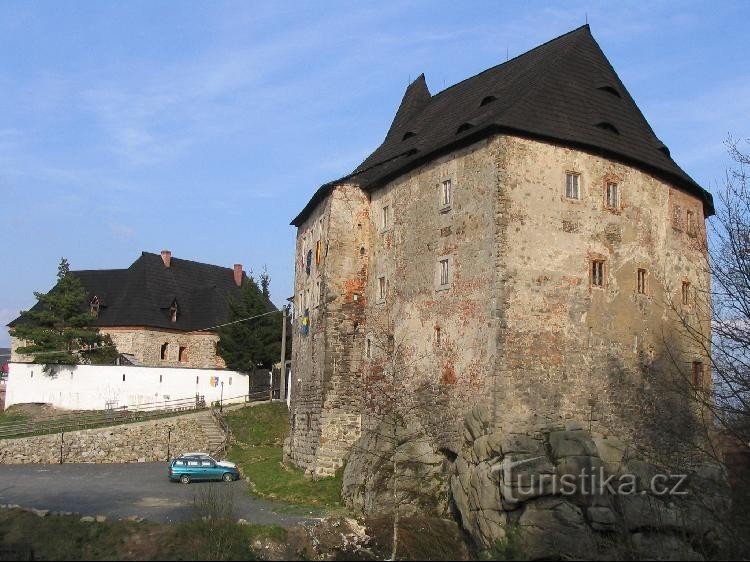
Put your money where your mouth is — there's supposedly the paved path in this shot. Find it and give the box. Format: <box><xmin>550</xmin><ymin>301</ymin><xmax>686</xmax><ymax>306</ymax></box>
<box><xmin>0</xmin><ymin>463</ymin><xmax>319</xmax><ymax>526</ymax></box>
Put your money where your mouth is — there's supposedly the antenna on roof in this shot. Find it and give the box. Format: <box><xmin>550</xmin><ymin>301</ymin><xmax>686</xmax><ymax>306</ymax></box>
<box><xmin>585</xmin><ymin>13</ymin><xmax>588</xmax><ymax>24</ymax></box>
<box><xmin>506</xmin><ymin>47</ymin><xmax>509</xmax><ymax>62</ymax></box>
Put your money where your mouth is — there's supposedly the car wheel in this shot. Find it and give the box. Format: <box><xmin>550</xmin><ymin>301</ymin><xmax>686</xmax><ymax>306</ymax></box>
<box><xmin>222</xmin><ymin>472</ymin><xmax>234</xmax><ymax>482</ymax></box>
<box><xmin>180</xmin><ymin>475</ymin><xmax>191</xmax><ymax>484</ymax></box>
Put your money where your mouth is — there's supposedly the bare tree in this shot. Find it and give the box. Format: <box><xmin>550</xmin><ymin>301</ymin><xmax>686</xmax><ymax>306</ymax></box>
<box><xmin>345</xmin><ymin>302</ymin><xmax>444</xmax><ymax>561</ymax></box>
<box><xmin>659</xmin><ymin>137</ymin><xmax>750</xmax><ymax>556</ymax></box>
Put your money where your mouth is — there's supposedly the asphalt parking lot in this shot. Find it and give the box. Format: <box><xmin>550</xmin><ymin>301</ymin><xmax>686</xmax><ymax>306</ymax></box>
<box><xmin>0</xmin><ymin>462</ymin><xmax>316</xmax><ymax>525</ymax></box>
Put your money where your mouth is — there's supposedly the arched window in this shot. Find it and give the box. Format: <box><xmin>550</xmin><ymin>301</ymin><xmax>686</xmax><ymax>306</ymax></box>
<box><xmin>90</xmin><ymin>296</ymin><xmax>100</xmax><ymax>317</ymax></box>
<box><xmin>402</xmin><ymin>131</ymin><xmax>416</xmax><ymax>140</ymax></box>
<box><xmin>480</xmin><ymin>95</ymin><xmax>497</xmax><ymax>106</ymax></box>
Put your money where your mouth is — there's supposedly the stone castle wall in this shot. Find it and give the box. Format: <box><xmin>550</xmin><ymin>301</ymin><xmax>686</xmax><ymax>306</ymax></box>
<box><xmin>12</xmin><ymin>327</ymin><xmax>225</xmax><ymax>370</ymax></box>
<box><xmin>287</xmin><ymin>133</ymin><xmax>711</xmax><ymax>476</ymax></box>
<box><xmin>494</xmin><ymin>135</ymin><xmax>710</xmax><ymax>461</ymax></box>
<box><xmin>286</xmin><ymin>185</ymin><xmax>370</xmax><ymax>476</ymax></box>
<box><xmin>363</xmin><ymin>138</ymin><xmax>503</xmax><ymax>453</ymax></box>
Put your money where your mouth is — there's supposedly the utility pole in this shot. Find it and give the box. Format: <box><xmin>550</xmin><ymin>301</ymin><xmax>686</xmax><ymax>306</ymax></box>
<box><xmin>279</xmin><ymin>305</ymin><xmax>287</xmax><ymax>402</ymax></box>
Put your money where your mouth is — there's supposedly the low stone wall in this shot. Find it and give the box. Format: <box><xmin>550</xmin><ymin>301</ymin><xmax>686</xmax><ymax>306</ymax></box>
<box><xmin>0</xmin><ymin>412</ymin><xmax>213</xmax><ymax>464</ymax></box>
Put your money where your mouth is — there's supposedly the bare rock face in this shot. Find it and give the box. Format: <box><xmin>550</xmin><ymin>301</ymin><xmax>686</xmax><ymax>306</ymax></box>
<box><xmin>341</xmin><ymin>415</ymin><xmax>450</xmax><ymax>517</ymax></box>
<box><xmin>451</xmin><ymin>406</ymin><xmax>731</xmax><ymax>560</ymax></box>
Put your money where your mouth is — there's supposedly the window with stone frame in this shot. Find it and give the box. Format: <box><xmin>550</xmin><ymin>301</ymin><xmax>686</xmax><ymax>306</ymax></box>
<box><xmin>637</xmin><ymin>268</ymin><xmax>647</xmax><ymax>295</ymax></box>
<box><xmin>179</xmin><ymin>346</ymin><xmax>188</xmax><ymax>363</ymax></box>
<box><xmin>605</xmin><ymin>181</ymin><xmax>619</xmax><ymax>209</ymax></box>
<box><xmin>160</xmin><ymin>342</ymin><xmax>169</xmax><ymax>360</ymax></box>
<box><xmin>440</xmin><ymin>258</ymin><xmax>449</xmax><ymax>286</ymax></box>
<box><xmin>692</xmin><ymin>361</ymin><xmax>706</xmax><ymax>389</ymax></box>
<box><xmin>682</xmin><ymin>281</ymin><xmax>690</xmax><ymax>306</ymax></box>
<box><xmin>381</xmin><ymin>205</ymin><xmax>390</xmax><ymax>230</ymax></box>
<box><xmin>686</xmin><ymin>209</ymin><xmax>697</xmax><ymax>237</ymax></box>
<box><xmin>591</xmin><ymin>259</ymin><xmax>605</xmax><ymax>288</ymax></box>
<box><xmin>377</xmin><ymin>276</ymin><xmax>386</xmax><ymax>302</ymax></box>
<box><xmin>672</xmin><ymin>204</ymin><xmax>683</xmax><ymax>230</ymax></box>
<box><xmin>566</xmin><ymin>172</ymin><xmax>581</xmax><ymax>200</ymax></box>
<box><xmin>441</xmin><ymin>179</ymin><xmax>452</xmax><ymax>208</ymax></box>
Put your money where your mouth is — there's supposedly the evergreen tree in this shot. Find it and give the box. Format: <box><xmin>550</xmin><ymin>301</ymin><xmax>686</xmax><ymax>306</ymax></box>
<box><xmin>10</xmin><ymin>258</ymin><xmax>119</xmax><ymax>372</ymax></box>
<box><xmin>217</xmin><ymin>274</ymin><xmax>281</xmax><ymax>371</ymax></box>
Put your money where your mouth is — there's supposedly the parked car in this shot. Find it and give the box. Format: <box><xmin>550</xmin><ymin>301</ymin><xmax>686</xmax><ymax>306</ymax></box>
<box><xmin>168</xmin><ymin>453</ymin><xmax>240</xmax><ymax>484</ymax></box>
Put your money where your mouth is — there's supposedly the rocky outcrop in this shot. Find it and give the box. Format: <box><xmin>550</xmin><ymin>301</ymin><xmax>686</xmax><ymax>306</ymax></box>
<box><xmin>342</xmin><ymin>415</ymin><xmax>450</xmax><ymax>517</ymax></box>
<box><xmin>451</xmin><ymin>406</ymin><xmax>731</xmax><ymax>560</ymax></box>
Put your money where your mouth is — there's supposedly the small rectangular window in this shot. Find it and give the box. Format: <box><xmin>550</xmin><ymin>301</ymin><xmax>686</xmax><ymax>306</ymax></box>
<box><xmin>122</xmin><ymin>374</ymin><xmax>126</xmax><ymax>382</ymax></box>
<box><xmin>672</xmin><ymin>205</ymin><xmax>683</xmax><ymax>230</ymax></box>
<box><xmin>682</xmin><ymin>281</ymin><xmax>691</xmax><ymax>305</ymax></box>
<box><xmin>435</xmin><ymin>326</ymin><xmax>441</xmax><ymax>346</ymax></box>
<box><xmin>366</xmin><ymin>338</ymin><xmax>372</xmax><ymax>359</ymax></box>
<box><xmin>378</xmin><ymin>276</ymin><xmax>386</xmax><ymax>301</ymax></box>
<box><xmin>566</xmin><ymin>173</ymin><xmax>580</xmax><ymax>200</ymax></box>
<box><xmin>692</xmin><ymin>361</ymin><xmax>704</xmax><ymax>388</ymax></box>
<box><xmin>606</xmin><ymin>182</ymin><xmax>618</xmax><ymax>208</ymax></box>
<box><xmin>382</xmin><ymin>205</ymin><xmax>390</xmax><ymax>230</ymax></box>
<box><xmin>686</xmin><ymin>210</ymin><xmax>696</xmax><ymax>236</ymax></box>
<box><xmin>440</xmin><ymin>259</ymin><xmax>449</xmax><ymax>286</ymax></box>
<box><xmin>441</xmin><ymin>179</ymin><xmax>452</xmax><ymax>207</ymax></box>
<box><xmin>591</xmin><ymin>260</ymin><xmax>605</xmax><ymax>287</ymax></box>
<box><xmin>637</xmin><ymin>269</ymin><xmax>647</xmax><ymax>294</ymax></box>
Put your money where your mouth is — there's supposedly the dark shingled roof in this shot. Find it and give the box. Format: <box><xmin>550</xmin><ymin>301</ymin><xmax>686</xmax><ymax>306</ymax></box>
<box><xmin>292</xmin><ymin>25</ymin><xmax>713</xmax><ymax>227</ymax></box>
<box><xmin>9</xmin><ymin>252</ymin><xmax>265</xmax><ymax>332</ymax></box>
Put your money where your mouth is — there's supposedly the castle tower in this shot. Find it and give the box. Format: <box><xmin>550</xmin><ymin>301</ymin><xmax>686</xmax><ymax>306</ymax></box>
<box><xmin>285</xmin><ymin>26</ymin><xmax>713</xmax><ymax>476</ymax></box>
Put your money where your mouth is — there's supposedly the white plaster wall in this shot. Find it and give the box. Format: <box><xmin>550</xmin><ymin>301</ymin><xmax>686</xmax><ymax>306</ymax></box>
<box><xmin>5</xmin><ymin>363</ymin><xmax>251</xmax><ymax>411</ymax></box>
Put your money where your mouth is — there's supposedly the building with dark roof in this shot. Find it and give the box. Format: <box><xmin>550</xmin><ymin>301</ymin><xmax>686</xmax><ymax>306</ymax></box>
<box><xmin>10</xmin><ymin>251</ymin><xmax>254</xmax><ymax>369</ymax></box>
<box><xmin>285</xmin><ymin>25</ymin><xmax>713</xmax><ymax>484</ymax></box>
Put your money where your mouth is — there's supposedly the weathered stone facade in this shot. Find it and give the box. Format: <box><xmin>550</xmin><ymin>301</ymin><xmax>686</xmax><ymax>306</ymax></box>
<box><xmin>12</xmin><ymin>327</ymin><xmax>225</xmax><ymax>369</ymax></box>
<box><xmin>286</xmin><ymin>134</ymin><xmax>711</xmax><ymax>478</ymax></box>
<box><xmin>286</xmin><ymin>185</ymin><xmax>370</xmax><ymax>474</ymax></box>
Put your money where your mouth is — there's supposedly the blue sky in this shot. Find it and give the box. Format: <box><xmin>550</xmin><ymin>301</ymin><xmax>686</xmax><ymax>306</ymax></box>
<box><xmin>1</xmin><ymin>1</ymin><xmax>748</xmax><ymax>347</ymax></box>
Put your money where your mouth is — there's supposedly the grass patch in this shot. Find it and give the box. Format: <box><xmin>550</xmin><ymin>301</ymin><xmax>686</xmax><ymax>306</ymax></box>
<box><xmin>224</xmin><ymin>403</ymin><xmax>343</xmax><ymax>510</ymax></box>
<box><xmin>0</xmin><ymin>410</ymin><xmax>28</xmax><ymax>428</ymax></box>
<box><xmin>0</xmin><ymin>507</ymin><xmax>287</xmax><ymax>561</ymax></box>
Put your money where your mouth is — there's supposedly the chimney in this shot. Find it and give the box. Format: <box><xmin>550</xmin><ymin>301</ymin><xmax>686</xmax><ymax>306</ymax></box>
<box><xmin>161</xmin><ymin>250</ymin><xmax>172</xmax><ymax>268</ymax></box>
<box><xmin>233</xmin><ymin>264</ymin><xmax>243</xmax><ymax>287</ymax></box>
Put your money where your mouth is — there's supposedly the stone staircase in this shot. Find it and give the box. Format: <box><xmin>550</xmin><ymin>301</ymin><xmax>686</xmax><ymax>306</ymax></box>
<box><xmin>194</xmin><ymin>410</ymin><xmax>227</xmax><ymax>457</ymax></box>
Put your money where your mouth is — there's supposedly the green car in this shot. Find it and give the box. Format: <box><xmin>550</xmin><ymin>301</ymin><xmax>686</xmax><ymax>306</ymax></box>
<box><xmin>168</xmin><ymin>453</ymin><xmax>240</xmax><ymax>484</ymax></box>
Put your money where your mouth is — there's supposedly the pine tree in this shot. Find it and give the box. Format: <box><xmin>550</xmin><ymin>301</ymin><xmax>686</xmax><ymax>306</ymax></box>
<box><xmin>10</xmin><ymin>258</ymin><xmax>119</xmax><ymax>372</ymax></box>
<box><xmin>217</xmin><ymin>274</ymin><xmax>280</xmax><ymax>372</ymax></box>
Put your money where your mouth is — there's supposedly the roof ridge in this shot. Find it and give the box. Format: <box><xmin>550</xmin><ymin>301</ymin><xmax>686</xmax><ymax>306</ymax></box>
<box><xmin>141</xmin><ymin>251</ymin><xmax>239</xmax><ymax>273</ymax></box>
<box><xmin>429</xmin><ymin>25</ymin><xmax>590</xmax><ymax>99</ymax></box>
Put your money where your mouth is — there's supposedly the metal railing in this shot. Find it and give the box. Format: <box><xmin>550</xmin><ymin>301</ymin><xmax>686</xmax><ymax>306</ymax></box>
<box><xmin>0</xmin><ymin>387</ymin><xmax>276</xmax><ymax>441</ymax></box>
<box><xmin>0</xmin><ymin>392</ymin><xmax>239</xmax><ymax>440</ymax></box>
